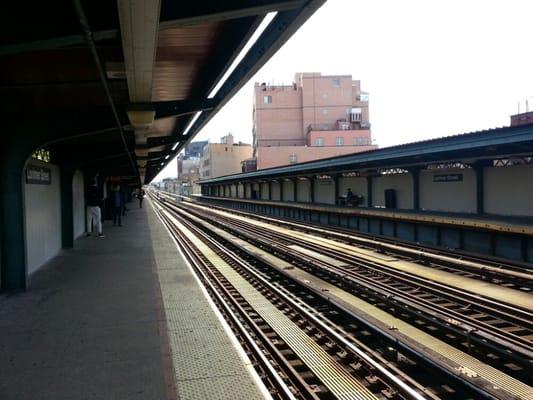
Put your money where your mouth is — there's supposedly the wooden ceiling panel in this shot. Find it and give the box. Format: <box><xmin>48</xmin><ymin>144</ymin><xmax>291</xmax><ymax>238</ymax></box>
<box><xmin>152</xmin><ymin>22</ymin><xmax>221</xmax><ymax>101</ymax></box>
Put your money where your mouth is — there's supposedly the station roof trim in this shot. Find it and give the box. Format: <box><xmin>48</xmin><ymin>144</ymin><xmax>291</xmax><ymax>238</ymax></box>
<box><xmin>199</xmin><ymin>124</ymin><xmax>533</xmax><ymax>184</ymax></box>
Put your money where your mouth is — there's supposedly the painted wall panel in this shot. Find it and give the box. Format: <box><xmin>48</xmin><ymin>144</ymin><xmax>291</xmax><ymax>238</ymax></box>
<box><xmin>271</xmin><ymin>181</ymin><xmax>281</xmax><ymax>201</ymax></box>
<box><xmin>282</xmin><ymin>180</ymin><xmax>295</xmax><ymax>201</ymax></box>
<box><xmin>297</xmin><ymin>180</ymin><xmax>311</xmax><ymax>202</ymax></box>
<box><xmin>314</xmin><ymin>179</ymin><xmax>335</xmax><ymax>204</ymax></box>
<box><xmin>260</xmin><ymin>182</ymin><xmax>270</xmax><ymax>200</ymax></box>
<box><xmin>244</xmin><ymin>183</ymin><xmax>251</xmax><ymax>199</ymax></box>
<box><xmin>72</xmin><ymin>170</ymin><xmax>85</xmax><ymax>239</ymax></box>
<box><xmin>24</xmin><ymin>161</ymin><xmax>62</xmax><ymax>275</ymax></box>
<box><xmin>485</xmin><ymin>165</ymin><xmax>533</xmax><ymax>217</ymax></box>
<box><xmin>420</xmin><ymin>168</ymin><xmax>476</xmax><ymax>213</ymax></box>
<box><xmin>372</xmin><ymin>174</ymin><xmax>413</xmax><ymax>209</ymax></box>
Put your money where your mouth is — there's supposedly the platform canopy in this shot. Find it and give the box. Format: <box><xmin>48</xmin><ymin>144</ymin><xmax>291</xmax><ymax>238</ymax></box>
<box><xmin>1</xmin><ymin>0</ymin><xmax>325</xmax><ymax>184</ymax></box>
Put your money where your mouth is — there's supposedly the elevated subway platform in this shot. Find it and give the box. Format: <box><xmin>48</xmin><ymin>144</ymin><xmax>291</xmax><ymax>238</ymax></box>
<box><xmin>0</xmin><ymin>202</ymin><xmax>264</xmax><ymax>400</ymax></box>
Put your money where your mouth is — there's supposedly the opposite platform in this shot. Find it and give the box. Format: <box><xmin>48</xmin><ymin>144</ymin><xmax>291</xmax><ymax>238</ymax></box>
<box><xmin>0</xmin><ymin>202</ymin><xmax>264</xmax><ymax>400</ymax></box>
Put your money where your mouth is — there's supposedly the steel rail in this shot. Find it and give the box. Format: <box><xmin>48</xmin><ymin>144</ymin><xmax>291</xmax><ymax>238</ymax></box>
<box><xmin>153</xmin><ymin>204</ymin><xmax>304</xmax><ymax>400</ymax></box>
<box><xmin>166</xmin><ymin>198</ymin><xmax>533</xmax><ymax>369</ymax></box>
<box><xmin>152</xmin><ymin>195</ymin><xmax>433</xmax><ymax>400</ymax></box>
<box><xmin>151</xmin><ymin>193</ymin><xmax>504</xmax><ymax>400</ymax></box>
<box><xmin>188</xmin><ymin>196</ymin><xmax>533</xmax><ymax>285</ymax></box>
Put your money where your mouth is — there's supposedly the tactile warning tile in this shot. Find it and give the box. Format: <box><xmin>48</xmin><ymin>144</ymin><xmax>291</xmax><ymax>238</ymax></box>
<box><xmin>178</xmin><ymin>374</ymin><xmax>264</xmax><ymax>400</ymax></box>
<box><xmin>168</xmin><ymin>328</ymin><xmax>249</xmax><ymax>381</ymax></box>
<box><xmin>146</xmin><ymin>201</ymin><xmax>264</xmax><ymax>400</ymax></box>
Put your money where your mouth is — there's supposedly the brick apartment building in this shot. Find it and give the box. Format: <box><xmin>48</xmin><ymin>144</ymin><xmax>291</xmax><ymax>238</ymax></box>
<box><xmin>199</xmin><ymin>134</ymin><xmax>253</xmax><ymax>179</ymax></box>
<box><xmin>253</xmin><ymin>72</ymin><xmax>377</xmax><ymax>170</ymax></box>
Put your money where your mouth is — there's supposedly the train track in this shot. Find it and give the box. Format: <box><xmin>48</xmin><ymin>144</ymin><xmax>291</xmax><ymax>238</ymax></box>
<box><xmin>152</xmin><ymin>198</ymin><xmax>434</xmax><ymax>400</ymax></box>
<box><xmin>191</xmin><ymin>195</ymin><xmax>533</xmax><ymax>291</ymax></box>
<box><xmin>174</xmin><ymin>199</ymin><xmax>533</xmax><ymax>377</ymax></box>
<box><xmin>150</xmin><ymin>192</ymin><xmax>533</xmax><ymax>400</ymax></box>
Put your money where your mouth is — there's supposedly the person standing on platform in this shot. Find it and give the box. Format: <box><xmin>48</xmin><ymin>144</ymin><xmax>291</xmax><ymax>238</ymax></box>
<box><xmin>112</xmin><ymin>184</ymin><xmax>124</xmax><ymax>227</ymax></box>
<box><xmin>86</xmin><ymin>182</ymin><xmax>104</xmax><ymax>238</ymax></box>
<box><xmin>138</xmin><ymin>187</ymin><xmax>145</xmax><ymax>208</ymax></box>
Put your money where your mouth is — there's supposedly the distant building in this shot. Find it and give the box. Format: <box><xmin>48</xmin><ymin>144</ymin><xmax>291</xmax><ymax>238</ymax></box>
<box><xmin>510</xmin><ymin>110</ymin><xmax>533</xmax><ymax>127</ymax></box>
<box><xmin>253</xmin><ymin>72</ymin><xmax>377</xmax><ymax>170</ymax></box>
<box><xmin>177</xmin><ymin>157</ymin><xmax>201</xmax><ymax>195</ymax></box>
<box><xmin>184</xmin><ymin>140</ymin><xmax>208</xmax><ymax>159</ymax></box>
<box><xmin>199</xmin><ymin>134</ymin><xmax>253</xmax><ymax>179</ymax></box>
<box><xmin>162</xmin><ymin>177</ymin><xmax>179</xmax><ymax>193</ymax></box>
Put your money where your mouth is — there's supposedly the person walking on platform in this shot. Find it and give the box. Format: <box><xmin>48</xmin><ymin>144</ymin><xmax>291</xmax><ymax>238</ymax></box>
<box><xmin>138</xmin><ymin>187</ymin><xmax>145</xmax><ymax>208</ymax></box>
<box><xmin>112</xmin><ymin>184</ymin><xmax>124</xmax><ymax>227</ymax></box>
<box><xmin>86</xmin><ymin>183</ymin><xmax>104</xmax><ymax>238</ymax></box>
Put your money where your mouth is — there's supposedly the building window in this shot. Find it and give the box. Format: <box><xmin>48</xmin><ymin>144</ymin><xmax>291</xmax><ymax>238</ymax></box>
<box><xmin>288</xmin><ymin>154</ymin><xmax>297</xmax><ymax>164</ymax></box>
<box><xmin>332</xmin><ymin>78</ymin><xmax>340</xmax><ymax>87</ymax></box>
<box><xmin>335</xmin><ymin>137</ymin><xmax>344</xmax><ymax>146</ymax></box>
<box><xmin>350</xmin><ymin>108</ymin><xmax>362</xmax><ymax>122</ymax></box>
<box><xmin>263</xmin><ymin>95</ymin><xmax>272</xmax><ymax>104</ymax></box>
<box><xmin>353</xmin><ymin>137</ymin><xmax>370</xmax><ymax>145</ymax></box>
<box><xmin>315</xmin><ymin>137</ymin><xmax>324</xmax><ymax>146</ymax></box>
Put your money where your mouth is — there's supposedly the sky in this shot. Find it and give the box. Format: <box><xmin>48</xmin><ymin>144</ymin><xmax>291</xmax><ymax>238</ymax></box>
<box><xmin>154</xmin><ymin>0</ymin><xmax>533</xmax><ymax>181</ymax></box>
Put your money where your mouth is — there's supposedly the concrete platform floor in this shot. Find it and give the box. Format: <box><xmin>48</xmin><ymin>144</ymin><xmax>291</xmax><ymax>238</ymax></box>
<box><xmin>0</xmin><ymin>201</ymin><xmax>263</xmax><ymax>400</ymax></box>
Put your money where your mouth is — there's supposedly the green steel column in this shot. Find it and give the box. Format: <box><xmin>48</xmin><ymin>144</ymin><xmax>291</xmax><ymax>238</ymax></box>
<box><xmin>0</xmin><ymin>151</ymin><xmax>28</xmax><ymax>291</ymax></box>
<box><xmin>411</xmin><ymin>168</ymin><xmax>420</xmax><ymax>210</ymax></box>
<box><xmin>293</xmin><ymin>178</ymin><xmax>298</xmax><ymax>202</ymax></box>
<box><xmin>366</xmin><ymin>175</ymin><xmax>373</xmax><ymax>207</ymax></box>
<box><xmin>60</xmin><ymin>166</ymin><xmax>76</xmax><ymax>248</ymax></box>
<box><xmin>258</xmin><ymin>182</ymin><xmax>262</xmax><ymax>200</ymax></box>
<box><xmin>310</xmin><ymin>177</ymin><xmax>315</xmax><ymax>203</ymax></box>
<box><xmin>475</xmin><ymin>164</ymin><xmax>485</xmax><ymax>214</ymax></box>
<box><xmin>333</xmin><ymin>174</ymin><xmax>340</xmax><ymax>205</ymax></box>
<box><xmin>279</xmin><ymin>180</ymin><xmax>284</xmax><ymax>201</ymax></box>
<box><xmin>268</xmin><ymin>181</ymin><xmax>273</xmax><ymax>201</ymax></box>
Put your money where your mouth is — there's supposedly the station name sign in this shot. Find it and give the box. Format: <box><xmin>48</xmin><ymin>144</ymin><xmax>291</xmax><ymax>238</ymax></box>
<box><xmin>26</xmin><ymin>164</ymin><xmax>51</xmax><ymax>185</ymax></box>
<box><xmin>433</xmin><ymin>173</ymin><xmax>463</xmax><ymax>183</ymax></box>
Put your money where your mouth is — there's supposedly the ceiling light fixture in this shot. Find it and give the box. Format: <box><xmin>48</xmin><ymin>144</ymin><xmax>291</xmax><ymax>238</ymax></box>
<box><xmin>182</xmin><ymin>111</ymin><xmax>202</xmax><ymax>136</ymax></box>
<box><xmin>207</xmin><ymin>12</ymin><xmax>277</xmax><ymax>99</ymax></box>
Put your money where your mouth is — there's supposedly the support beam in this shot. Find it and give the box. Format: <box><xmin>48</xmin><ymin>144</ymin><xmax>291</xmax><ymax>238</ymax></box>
<box><xmin>333</xmin><ymin>174</ymin><xmax>340</xmax><ymax>205</ymax></box>
<box><xmin>309</xmin><ymin>176</ymin><xmax>315</xmax><ymax>203</ymax></box>
<box><xmin>0</xmin><ymin>149</ymin><xmax>27</xmax><ymax>291</ymax></box>
<box><xmin>279</xmin><ymin>179</ymin><xmax>284</xmax><ymax>201</ymax></box>
<box><xmin>366</xmin><ymin>175</ymin><xmax>373</xmax><ymax>208</ymax></box>
<box><xmin>475</xmin><ymin>165</ymin><xmax>484</xmax><ymax>214</ymax></box>
<box><xmin>269</xmin><ymin>181</ymin><xmax>273</xmax><ymax>201</ymax></box>
<box><xmin>151</xmin><ymin>98</ymin><xmax>217</xmax><ymax>120</ymax></box>
<box><xmin>293</xmin><ymin>178</ymin><xmax>298</xmax><ymax>202</ymax></box>
<box><xmin>410</xmin><ymin>168</ymin><xmax>421</xmax><ymax>210</ymax></box>
<box><xmin>160</xmin><ymin>1</ymin><xmax>305</xmax><ymax>29</ymax></box>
